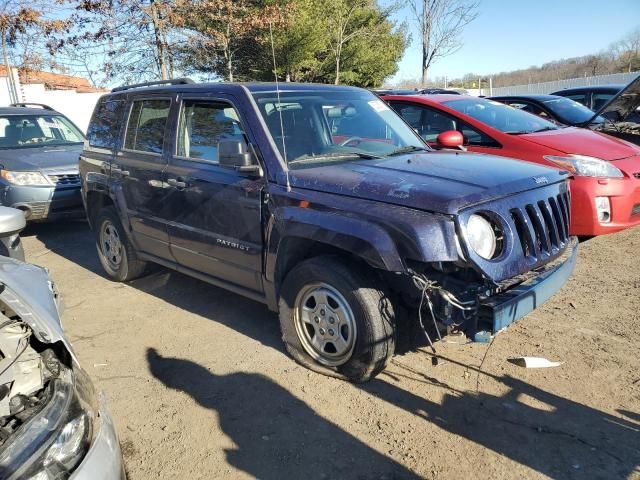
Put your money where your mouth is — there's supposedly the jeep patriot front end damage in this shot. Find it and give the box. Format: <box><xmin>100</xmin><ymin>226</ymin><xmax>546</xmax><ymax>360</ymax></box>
<box><xmin>80</xmin><ymin>81</ymin><xmax>577</xmax><ymax>382</ymax></box>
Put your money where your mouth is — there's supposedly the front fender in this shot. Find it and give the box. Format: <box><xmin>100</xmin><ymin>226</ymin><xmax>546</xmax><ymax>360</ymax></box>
<box><xmin>266</xmin><ymin>206</ymin><xmax>405</xmax><ymax>282</ymax></box>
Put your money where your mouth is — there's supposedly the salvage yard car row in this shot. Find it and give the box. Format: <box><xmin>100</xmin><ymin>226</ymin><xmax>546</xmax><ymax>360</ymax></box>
<box><xmin>383</xmin><ymin>78</ymin><xmax>640</xmax><ymax>236</ymax></box>
<box><xmin>0</xmin><ymin>76</ymin><xmax>638</xmax><ymax>479</ymax></box>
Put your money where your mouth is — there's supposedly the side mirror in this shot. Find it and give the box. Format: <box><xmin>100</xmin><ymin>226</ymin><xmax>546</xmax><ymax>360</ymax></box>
<box><xmin>436</xmin><ymin>130</ymin><xmax>465</xmax><ymax>150</ymax></box>
<box><xmin>219</xmin><ymin>139</ymin><xmax>262</xmax><ymax>176</ymax></box>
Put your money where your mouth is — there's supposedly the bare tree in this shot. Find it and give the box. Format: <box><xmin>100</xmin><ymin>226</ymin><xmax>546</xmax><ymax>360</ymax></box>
<box><xmin>0</xmin><ymin>0</ymin><xmax>71</xmax><ymax>100</ymax></box>
<box><xmin>409</xmin><ymin>0</ymin><xmax>478</xmax><ymax>85</ymax></box>
<box><xmin>610</xmin><ymin>28</ymin><xmax>640</xmax><ymax>73</ymax></box>
<box><xmin>53</xmin><ymin>0</ymin><xmax>183</xmax><ymax>87</ymax></box>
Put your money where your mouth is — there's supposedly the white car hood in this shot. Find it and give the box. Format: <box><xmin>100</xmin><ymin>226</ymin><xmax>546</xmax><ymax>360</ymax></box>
<box><xmin>0</xmin><ymin>257</ymin><xmax>76</xmax><ymax>361</ymax></box>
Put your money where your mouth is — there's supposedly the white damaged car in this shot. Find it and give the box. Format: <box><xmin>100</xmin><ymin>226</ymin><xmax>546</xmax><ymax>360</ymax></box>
<box><xmin>0</xmin><ymin>207</ymin><xmax>125</xmax><ymax>480</ymax></box>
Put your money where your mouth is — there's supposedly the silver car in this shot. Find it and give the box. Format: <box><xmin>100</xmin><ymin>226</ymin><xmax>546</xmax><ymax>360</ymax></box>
<box><xmin>0</xmin><ymin>104</ymin><xmax>85</xmax><ymax>222</ymax></box>
<box><xmin>0</xmin><ymin>207</ymin><xmax>125</xmax><ymax>479</ymax></box>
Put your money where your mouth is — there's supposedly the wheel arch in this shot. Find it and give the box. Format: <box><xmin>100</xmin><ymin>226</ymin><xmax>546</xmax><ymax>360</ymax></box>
<box><xmin>85</xmin><ymin>190</ymin><xmax>115</xmax><ymax>229</ymax></box>
<box><xmin>266</xmin><ymin>208</ymin><xmax>406</xmax><ymax>298</ymax></box>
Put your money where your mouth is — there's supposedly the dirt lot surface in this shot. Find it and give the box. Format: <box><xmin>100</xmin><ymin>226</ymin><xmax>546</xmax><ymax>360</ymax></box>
<box><xmin>22</xmin><ymin>222</ymin><xmax>640</xmax><ymax>480</ymax></box>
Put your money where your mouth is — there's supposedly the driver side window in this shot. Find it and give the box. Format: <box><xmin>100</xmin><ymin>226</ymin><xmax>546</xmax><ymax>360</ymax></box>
<box><xmin>391</xmin><ymin>102</ymin><xmax>498</xmax><ymax>147</ymax></box>
<box><xmin>177</xmin><ymin>100</ymin><xmax>246</xmax><ymax>162</ymax></box>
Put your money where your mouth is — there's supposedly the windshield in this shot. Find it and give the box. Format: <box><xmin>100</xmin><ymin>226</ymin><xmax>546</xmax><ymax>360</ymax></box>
<box><xmin>444</xmin><ymin>98</ymin><xmax>560</xmax><ymax>134</ymax></box>
<box><xmin>0</xmin><ymin>114</ymin><xmax>84</xmax><ymax>149</ymax></box>
<box><xmin>542</xmin><ymin>97</ymin><xmax>604</xmax><ymax>125</ymax></box>
<box><xmin>251</xmin><ymin>89</ymin><xmax>426</xmax><ymax>168</ymax></box>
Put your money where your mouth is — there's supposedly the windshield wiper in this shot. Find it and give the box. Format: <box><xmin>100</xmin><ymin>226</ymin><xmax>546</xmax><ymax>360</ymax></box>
<box><xmin>506</xmin><ymin>126</ymin><xmax>559</xmax><ymax>135</ymax></box>
<box><xmin>385</xmin><ymin>145</ymin><xmax>429</xmax><ymax>157</ymax></box>
<box><xmin>287</xmin><ymin>151</ymin><xmax>382</xmax><ymax>165</ymax></box>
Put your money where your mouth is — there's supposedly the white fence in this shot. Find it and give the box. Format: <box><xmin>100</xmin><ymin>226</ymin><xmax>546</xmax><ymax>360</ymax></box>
<box><xmin>490</xmin><ymin>71</ymin><xmax>640</xmax><ymax>96</ymax></box>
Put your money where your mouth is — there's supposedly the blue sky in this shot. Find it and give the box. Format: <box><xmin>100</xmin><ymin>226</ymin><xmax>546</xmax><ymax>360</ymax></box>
<box><xmin>388</xmin><ymin>0</ymin><xmax>640</xmax><ymax>84</ymax></box>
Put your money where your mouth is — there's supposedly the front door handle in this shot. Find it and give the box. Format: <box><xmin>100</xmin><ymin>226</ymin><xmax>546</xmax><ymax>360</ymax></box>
<box><xmin>167</xmin><ymin>178</ymin><xmax>187</xmax><ymax>189</ymax></box>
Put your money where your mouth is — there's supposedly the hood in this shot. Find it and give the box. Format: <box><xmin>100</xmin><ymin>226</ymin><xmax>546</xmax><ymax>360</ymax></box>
<box><xmin>0</xmin><ymin>257</ymin><xmax>74</xmax><ymax>358</ymax></box>
<box><xmin>587</xmin><ymin>75</ymin><xmax>640</xmax><ymax>125</ymax></box>
<box><xmin>0</xmin><ymin>144</ymin><xmax>82</xmax><ymax>173</ymax></box>
<box><xmin>286</xmin><ymin>151</ymin><xmax>567</xmax><ymax>215</ymax></box>
<box><xmin>519</xmin><ymin>127</ymin><xmax>640</xmax><ymax>160</ymax></box>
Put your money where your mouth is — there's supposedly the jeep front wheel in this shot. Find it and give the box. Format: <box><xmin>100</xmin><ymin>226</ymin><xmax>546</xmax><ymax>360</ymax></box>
<box><xmin>95</xmin><ymin>206</ymin><xmax>149</xmax><ymax>282</ymax></box>
<box><xmin>278</xmin><ymin>256</ymin><xmax>396</xmax><ymax>382</ymax></box>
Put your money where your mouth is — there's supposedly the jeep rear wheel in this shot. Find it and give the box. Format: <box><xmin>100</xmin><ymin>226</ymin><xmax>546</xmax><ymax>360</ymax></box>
<box><xmin>279</xmin><ymin>256</ymin><xmax>396</xmax><ymax>382</ymax></box>
<box><xmin>95</xmin><ymin>206</ymin><xmax>149</xmax><ymax>282</ymax></box>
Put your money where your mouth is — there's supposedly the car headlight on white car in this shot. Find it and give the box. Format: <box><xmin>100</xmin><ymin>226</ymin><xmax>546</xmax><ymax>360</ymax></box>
<box><xmin>0</xmin><ymin>170</ymin><xmax>51</xmax><ymax>186</ymax></box>
<box><xmin>466</xmin><ymin>214</ymin><xmax>498</xmax><ymax>259</ymax></box>
<box><xmin>544</xmin><ymin>155</ymin><xmax>624</xmax><ymax>178</ymax></box>
<box><xmin>0</xmin><ymin>366</ymin><xmax>98</xmax><ymax>479</ymax></box>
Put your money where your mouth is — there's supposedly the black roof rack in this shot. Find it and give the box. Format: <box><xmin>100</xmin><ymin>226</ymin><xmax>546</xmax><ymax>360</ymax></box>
<box><xmin>111</xmin><ymin>78</ymin><xmax>195</xmax><ymax>93</ymax></box>
<box><xmin>9</xmin><ymin>102</ymin><xmax>55</xmax><ymax>111</ymax></box>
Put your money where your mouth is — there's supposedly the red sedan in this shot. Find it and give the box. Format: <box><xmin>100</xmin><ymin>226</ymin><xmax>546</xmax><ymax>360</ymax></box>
<box><xmin>382</xmin><ymin>94</ymin><xmax>640</xmax><ymax>236</ymax></box>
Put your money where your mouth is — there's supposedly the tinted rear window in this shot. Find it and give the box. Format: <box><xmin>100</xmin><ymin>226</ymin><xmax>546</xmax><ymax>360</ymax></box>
<box><xmin>124</xmin><ymin>99</ymin><xmax>171</xmax><ymax>154</ymax></box>
<box><xmin>87</xmin><ymin>98</ymin><xmax>125</xmax><ymax>149</ymax></box>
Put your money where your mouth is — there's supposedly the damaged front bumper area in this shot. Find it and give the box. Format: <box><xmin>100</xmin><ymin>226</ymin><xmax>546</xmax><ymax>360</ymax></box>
<box><xmin>478</xmin><ymin>237</ymin><xmax>578</xmax><ymax>334</ymax></box>
<box><xmin>406</xmin><ymin>237</ymin><xmax>578</xmax><ymax>342</ymax></box>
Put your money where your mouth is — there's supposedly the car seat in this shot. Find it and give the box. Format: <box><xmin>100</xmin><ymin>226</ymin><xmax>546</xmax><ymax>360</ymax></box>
<box><xmin>266</xmin><ymin>108</ymin><xmax>319</xmax><ymax>161</ymax></box>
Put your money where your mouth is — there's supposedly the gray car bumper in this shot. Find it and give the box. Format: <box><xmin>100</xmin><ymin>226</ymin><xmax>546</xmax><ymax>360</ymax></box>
<box><xmin>70</xmin><ymin>400</ymin><xmax>126</xmax><ymax>480</ymax></box>
<box><xmin>0</xmin><ymin>184</ymin><xmax>84</xmax><ymax>221</ymax></box>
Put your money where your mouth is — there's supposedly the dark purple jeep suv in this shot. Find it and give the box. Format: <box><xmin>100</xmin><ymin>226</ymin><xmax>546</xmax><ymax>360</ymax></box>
<box><xmin>79</xmin><ymin>80</ymin><xmax>577</xmax><ymax>382</ymax></box>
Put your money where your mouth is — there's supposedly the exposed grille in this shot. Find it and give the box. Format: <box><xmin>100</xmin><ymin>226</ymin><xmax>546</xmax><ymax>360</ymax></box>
<box><xmin>632</xmin><ymin>204</ymin><xmax>640</xmax><ymax>217</ymax></box>
<box><xmin>510</xmin><ymin>191</ymin><xmax>570</xmax><ymax>263</ymax></box>
<box><xmin>48</xmin><ymin>173</ymin><xmax>80</xmax><ymax>186</ymax></box>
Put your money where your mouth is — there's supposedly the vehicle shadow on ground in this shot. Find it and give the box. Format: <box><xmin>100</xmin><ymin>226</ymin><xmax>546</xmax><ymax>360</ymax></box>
<box><xmin>30</xmin><ymin>222</ymin><xmax>640</xmax><ymax>479</ymax></box>
<box><xmin>26</xmin><ymin>221</ymin><xmax>284</xmax><ymax>352</ymax></box>
<box><xmin>146</xmin><ymin>347</ymin><xmax>420</xmax><ymax>480</ymax></box>
<box><xmin>367</xmin><ymin>357</ymin><xmax>640</xmax><ymax>480</ymax></box>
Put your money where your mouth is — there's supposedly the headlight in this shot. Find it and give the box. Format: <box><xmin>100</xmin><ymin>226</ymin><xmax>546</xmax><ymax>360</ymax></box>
<box><xmin>0</xmin><ymin>170</ymin><xmax>51</xmax><ymax>186</ymax></box>
<box><xmin>544</xmin><ymin>155</ymin><xmax>624</xmax><ymax>178</ymax></box>
<box><xmin>0</xmin><ymin>366</ymin><xmax>98</xmax><ymax>479</ymax></box>
<box><xmin>466</xmin><ymin>214</ymin><xmax>497</xmax><ymax>259</ymax></box>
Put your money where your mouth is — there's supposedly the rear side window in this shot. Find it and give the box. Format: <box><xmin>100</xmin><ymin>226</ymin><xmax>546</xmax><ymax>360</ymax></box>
<box><xmin>124</xmin><ymin>99</ymin><xmax>171</xmax><ymax>154</ymax></box>
<box><xmin>176</xmin><ymin>100</ymin><xmax>246</xmax><ymax>162</ymax></box>
<box><xmin>87</xmin><ymin>99</ymin><xmax>125</xmax><ymax>149</ymax></box>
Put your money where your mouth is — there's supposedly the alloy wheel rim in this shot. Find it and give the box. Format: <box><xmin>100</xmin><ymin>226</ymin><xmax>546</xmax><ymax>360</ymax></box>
<box><xmin>100</xmin><ymin>220</ymin><xmax>123</xmax><ymax>270</ymax></box>
<box><xmin>293</xmin><ymin>282</ymin><xmax>357</xmax><ymax>367</ymax></box>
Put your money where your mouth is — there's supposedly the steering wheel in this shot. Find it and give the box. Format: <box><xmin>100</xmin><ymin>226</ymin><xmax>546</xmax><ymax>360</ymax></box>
<box><xmin>339</xmin><ymin>136</ymin><xmax>363</xmax><ymax>146</ymax></box>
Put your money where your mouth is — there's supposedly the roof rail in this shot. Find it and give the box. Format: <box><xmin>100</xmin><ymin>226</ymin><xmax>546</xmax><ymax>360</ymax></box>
<box><xmin>9</xmin><ymin>102</ymin><xmax>55</xmax><ymax>111</ymax></box>
<box><xmin>111</xmin><ymin>78</ymin><xmax>195</xmax><ymax>93</ymax></box>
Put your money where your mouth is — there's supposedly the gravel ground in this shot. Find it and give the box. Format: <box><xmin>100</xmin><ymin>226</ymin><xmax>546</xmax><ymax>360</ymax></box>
<box><xmin>22</xmin><ymin>222</ymin><xmax>640</xmax><ymax>480</ymax></box>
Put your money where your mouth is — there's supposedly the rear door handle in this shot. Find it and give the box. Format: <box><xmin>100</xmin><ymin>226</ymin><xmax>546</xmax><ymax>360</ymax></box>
<box><xmin>167</xmin><ymin>178</ymin><xmax>187</xmax><ymax>189</ymax></box>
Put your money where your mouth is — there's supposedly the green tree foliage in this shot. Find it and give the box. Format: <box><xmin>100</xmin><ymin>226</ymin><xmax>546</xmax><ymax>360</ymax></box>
<box><xmin>180</xmin><ymin>0</ymin><xmax>407</xmax><ymax>88</ymax></box>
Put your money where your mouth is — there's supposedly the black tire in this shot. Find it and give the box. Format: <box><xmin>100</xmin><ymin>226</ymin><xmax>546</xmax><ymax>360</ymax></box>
<box><xmin>278</xmin><ymin>256</ymin><xmax>396</xmax><ymax>382</ymax></box>
<box><xmin>95</xmin><ymin>206</ymin><xmax>148</xmax><ymax>282</ymax></box>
